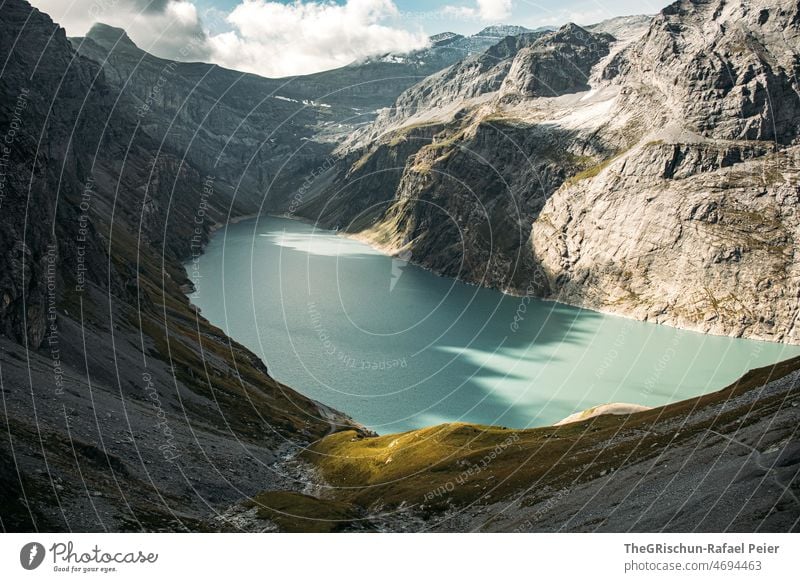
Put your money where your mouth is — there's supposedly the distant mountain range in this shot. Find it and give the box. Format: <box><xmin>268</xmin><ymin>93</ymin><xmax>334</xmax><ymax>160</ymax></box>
<box><xmin>358</xmin><ymin>24</ymin><xmax>555</xmax><ymax>67</ymax></box>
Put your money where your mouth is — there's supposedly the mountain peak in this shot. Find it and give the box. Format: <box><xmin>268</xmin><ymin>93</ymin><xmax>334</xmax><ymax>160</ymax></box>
<box><xmin>559</xmin><ymin>22</ymin><xmax>585</xmax><ymax>31</ymax></box>
<box><xmin>474</xmin><ymin>25</ymin><xmax>532</xmax><ymax>38</ymax></box>
<box><xmin>86</xmin><ymin>23</ymin><xmax>138</xmax><ymax>50</ymax></box>
<box><xmin>555</xmin><ymin>22</ymin><xmax>590</xmax><ymax>36</ymax></box>
<box><xmin>430</xmin><ymin>32</ymin><xmax>461</xmax><ymax>43</ymax></box>
<box><xmin>429</xmin><ymin>31</ymin><xmax>464</xmax><ymax>47</ymax></box>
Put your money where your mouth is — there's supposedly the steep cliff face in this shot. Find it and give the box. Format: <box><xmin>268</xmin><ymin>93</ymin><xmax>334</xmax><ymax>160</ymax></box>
<box><xmin>301</xmin><ymin>0</ymin><xmax>800</xmax><ymax>344</ymax></box>
<box><xmin>531</xmin><ymin>0</ymin><xmax>800</xmax><ymax>343</ymax></box>
<box><xmin>0</xmin><ymin>0</ymin><xmax>357</xmax><ymax>532</ymax></box>
<box><xmin>602</xmin><ymin>0</ymin><xmax>800</xmax><ymax>143</ymax></box>
<box><xmin>0</xmin><ymin>1</ymin><xmax>120</xmax><ymax>350</ymax></box>
<box><xmin>533</xmin><ymin>142</ymin><xmax>800</xmax><ymax>342</ymax></box>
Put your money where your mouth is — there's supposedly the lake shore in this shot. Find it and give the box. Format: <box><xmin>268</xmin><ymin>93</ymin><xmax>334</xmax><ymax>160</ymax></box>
<box><xmin>187</xmin><ymin>215</ymin><xmax>800</xmax><ymax>433</ymax></box>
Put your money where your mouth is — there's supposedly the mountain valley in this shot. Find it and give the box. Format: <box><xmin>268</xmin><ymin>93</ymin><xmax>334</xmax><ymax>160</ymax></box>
<box><xmin>1</xmin><ymin>0</ymin><xmax>799</xmax><ymax>533</ymax></box>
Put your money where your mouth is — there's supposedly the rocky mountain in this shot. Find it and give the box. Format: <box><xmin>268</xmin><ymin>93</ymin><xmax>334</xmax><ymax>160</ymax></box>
<box><xmin>477</xmin><ymin>25</ymin><xmax>538</xmax><ymax>37</ymax></box>
<box><xmin>500</xmin><ymin>24</ymin><xmax>615</xmax><ymax>98</ymax></box>
<box><xmin>533</xmin><ymin>0</ymin><xmax>800</xmax><ymax>343</ymax></box>
<box><xmin>2</xmin><ymin>0</ymin><xmax>799</xmax><ymax>534</ymax></box>
<box><xmin>294</xmin><ymin>25</ymin><xmax>544</xmax><ymax>113</ymax></box>
<box><xmin>0</xmin><ymin>0</ymin><xmax>359</xmax><ymax>531</ymax></box>
<box><xmin>296</xmin><ymin>0</ymin><xmax>800</xmax><ymax>345</ymax></box>
<box><xmin>294</xmin><ymin>22</ymin><xmax>620</xmax><ymax>290</ymax></box>
<box><xmin>358</xmin><ymin>25</ymin><xmax>539</xmax><ymax>69</ymax></box>
<box><xmin>73</xmin><ymin>23</ymin><xmax>333</xmax><ymax>213</ymax></box>
<box><xmin>71</xmin><ymin>22</ymin><xmax>544</xmax><ymax>212</ymax></box>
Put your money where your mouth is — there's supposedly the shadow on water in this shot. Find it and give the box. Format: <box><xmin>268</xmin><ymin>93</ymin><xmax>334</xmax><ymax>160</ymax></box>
<box><xmin>190</xmin><ymin>216</ymin><xmax>800</xmax><ymax>434</ymax></box>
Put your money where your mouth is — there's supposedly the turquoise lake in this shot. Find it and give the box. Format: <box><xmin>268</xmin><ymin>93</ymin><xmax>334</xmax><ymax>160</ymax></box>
<box><xmin>187</xmin><ymin>216</ymin><xmax>800</xmax><ymax>434</ymax></box>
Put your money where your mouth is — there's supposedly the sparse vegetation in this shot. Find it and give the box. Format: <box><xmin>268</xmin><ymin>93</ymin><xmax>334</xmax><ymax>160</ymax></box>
<box><xmin>303</xmin><ymin>355</ymin><xmax>800</xmax><ymax>515</ymax></box>
<box><xmin>564</xmin><ymin>152</ymin><xmax>624</xmax><ymax>185</ymax></box>
<box><xmin>387</xmin><ymin>120</ymin><xmax>443</xmax><ymax>147</ymax></box>
<box><xmin>248</xmin><ymin>491</ymin><xmax>359</xmax><ymax>533</ymax></box>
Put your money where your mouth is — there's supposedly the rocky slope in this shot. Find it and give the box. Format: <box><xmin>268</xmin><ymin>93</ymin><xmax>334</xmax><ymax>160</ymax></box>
<box><xmin>0</xmin><ymin>0</ymin><xmax>358</xmax><ymax>532</ymax></box>
<box><xmin>295</xmin><ymin>22</ymin><xmax>623</xmax><ymax>294</ymax></box>
<box><xmin>298</xmin><ymin>0</ymin><xmax>800</xmax><ymax>344</ymax></box>
<box><xmin>73</xmin><ymin>24</ymin><xmax>332</xmax><ymax>213</ymax></box>
<box><xmin>533</xmin><ymin>0</ymin><xmax>800</xmax><ymax>343</ymax></box>
<box><xmin>586</xmin><ymin>14</ymin><xmax>654</xmax><ymax>40</ymax></box>
<box><xmin>352</xmin><ymin>26</ymin><xmax>591</xmax><ymax>137</ymax></box>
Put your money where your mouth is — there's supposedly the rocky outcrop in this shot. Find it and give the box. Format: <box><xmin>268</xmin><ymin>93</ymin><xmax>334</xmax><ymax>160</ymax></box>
<box><xmin>533</xmin><ymin>140</ymin><xmax>800</xmax><ymax>343</ymax></box>
<box><xmin>531</xmin><ymin>0</ymin><xmax>800</xmax><ymax>343</ymax></box>
<box><xmin>500</xmin><ymin>24</ymin><xmax>614</xmax><ymax>98</ymax></box>
<box><xmin>601</xmin><ymin>0</ymin><xmax>800</xmax><ymax>143</ymax></box>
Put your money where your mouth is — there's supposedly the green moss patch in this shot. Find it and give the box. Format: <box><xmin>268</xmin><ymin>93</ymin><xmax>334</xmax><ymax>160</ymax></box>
<box><xmin>248</xmin><ymin>491</ymin><xmax>359</xmax><ymax>533</ymax></box>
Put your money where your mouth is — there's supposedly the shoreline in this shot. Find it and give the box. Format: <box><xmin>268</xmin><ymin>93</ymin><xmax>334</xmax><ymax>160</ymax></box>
<box><xmin>210</xmin><ymin>212</ymin><xmax>261</xmax><ymax>232</ymax></box>
<box><xmin>303</xmin><ymin>216</ymin><xmax>800</xmax><ymax>347</ymax></box>
<box><xmin>185</xmin><ymin>212</ymin><xmax>800</xmax><ymax>433</ymax></box>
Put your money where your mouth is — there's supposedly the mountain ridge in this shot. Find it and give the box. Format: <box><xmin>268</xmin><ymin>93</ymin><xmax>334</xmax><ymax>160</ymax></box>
<box><xmin>295</xmin><ymin>0</ymin><xmax>800</xmax><ymax>345</ymax></box>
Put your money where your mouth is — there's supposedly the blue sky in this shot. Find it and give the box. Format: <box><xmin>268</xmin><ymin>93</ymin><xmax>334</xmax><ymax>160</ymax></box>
<box><xmin>33</xmin><ymin>0</ymin><xmax>667</xmax><ymax>77</ymax></box>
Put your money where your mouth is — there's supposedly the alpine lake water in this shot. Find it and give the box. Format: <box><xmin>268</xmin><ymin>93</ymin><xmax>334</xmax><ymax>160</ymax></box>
<box><xmin>187</xmin><ymin>216</ymin><xmax>800</xmax><ymax>434</ymax></box>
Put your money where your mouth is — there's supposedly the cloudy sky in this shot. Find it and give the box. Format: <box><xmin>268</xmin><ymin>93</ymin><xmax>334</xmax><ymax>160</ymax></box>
<box><xmin>31</xmin><ymin>0</ymin><xmax>663</xmax><ymax>77</ymax></box>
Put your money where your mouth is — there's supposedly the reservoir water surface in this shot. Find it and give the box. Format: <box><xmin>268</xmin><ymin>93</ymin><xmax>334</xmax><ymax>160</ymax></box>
<box><xmin>187</xmin><ymin>216</ymin><xmax>800</xmax><ymax>433</ymax></box>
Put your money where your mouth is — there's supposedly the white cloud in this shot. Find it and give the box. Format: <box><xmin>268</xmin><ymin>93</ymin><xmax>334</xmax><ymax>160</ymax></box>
<box><xmin>206</xmin><ymin>0</ymin><xmax>430</xmax><ymax>77</ymax></box>
<box><xmin>477</xmin><ymin>0</ymin><xmax>513</xmax><ymax>20</ymax></box>
<box><xmin>32</xmin><ymin>0</ymin><xmax>210</xmax><ymax>60</ymax></box>
<box><xmin>442</xmin><ymin>0</ymin><xmax>513</xmax><ymax>21</ymax></box>
<box><xmin>32</xmin><ymin>0</ymin><xmax>430</xmax><ymax>77</ymax></box>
